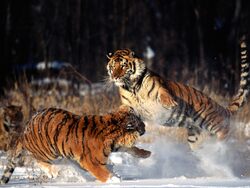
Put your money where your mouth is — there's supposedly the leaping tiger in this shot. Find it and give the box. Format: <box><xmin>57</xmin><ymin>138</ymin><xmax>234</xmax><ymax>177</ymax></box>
<box><xmin>106</xmin><ymin>38</ymin><xmax>249</xmax><ymax>149</ymax></box>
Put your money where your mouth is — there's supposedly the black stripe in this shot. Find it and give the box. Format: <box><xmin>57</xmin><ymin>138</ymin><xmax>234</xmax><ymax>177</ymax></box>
<box><xmin>74</xmin><ymin>116</ymin><xmax>81</xmax><ymax>142</ymax></box>
<box><xmin>9</xmin><ymin>168</ymin><xmax>14</xmax><ymax>173</ymax></box>
<box><xmin>147</xmin><ymin>80</ymin><xmax>155</xmax><ymax>97</ymax></box>
<box><xmin>103</xmin><ymin>127</ymin><xmax>119</xmax><ymax>137</ymax></box>
<box><xmin>193</xmin><ymin>105</ymin><xmax>206</xmax><ymax>121</ymax></box>
<box><xmin>190</xmin><ymin>88</ymin><xmax>199</xmax><ymax>105</ymax></box>
<box><xmin>91</xmin><ymin>116</ymin><xmax>97</xmax><ymax>133</ymax></box>
<box><xmin>66</xmin><ymin>116</ymin><xmax>78</xmax><ymax>143</ymax></box>
<box><xmin>100</xmin><ymin>116</ymin><xmax>104</xmax><ymax>124</ymax></box>
<box><xmin>53</xmin><ymin>111</ymin><xmax>69</xmax><ymax>154</ymax></box>
<box><xmin>175</xmin><ymin>106</ymin><xmax>184</xmax><ymax>125</ymax></box>
<box><xmin>61</xmin><ymin>141</ymin><xmax>67</xmax><ymax>157</ymax></box>
<box><xmin>177</xmin><ymin>113</ymin><xmax>187</xmax><ymax>127</ymax></box>
<box><xmin>3</xmin><ymin>123</ymin><xmax>10</xmax><ymax>132</ymax></box>
<box><xmin>202</xmin><ymin>109</ymin><xmax>219</xmax><ymax>129</ymax></box>
<box><xmin>176</xmin><ymin>83</ymin><xmax>184</xmax><ymax>99</ymax></box>
<box><xmin>94</xmin><ymin>156</ymin><xmax>106</xmax><ymax>166</ymax></box>
<box><xmin>83</xmin><ymin>116</ymin><xmax>89</xmax><ymax>129</ymax></box>
<box><xmin>110</xmin><ymin>117</ymin><xmax>118</xmax><ymax>125</ymax></box>
<box><xmin>69</xmin><ymin>148</ymin><xmax>74</xmax><ymax>158</ymax></box>
<box><xmin>166</xmin><ymin>108</ymin><xmax>178</xmax><ymax>124</ymax></box>
<box><xmin>85</xmin><ymin>144</ymin><xmax>97</xmax><ymax>166</ymax></box>
<box><xmin>121</xmin><ymin>95</ymin><xmax>132</xmax><ymax>104</ymax></box>
<box><xmin>135</xmin><ymin>68</ymin><xmax>147</xmax><ymax>91</ymax></box>
<box><xmin>132</xmin><ymin>62</ymin><xmax>136</xmax><ymax>73</ymax></box>
<box><xmin>103</xmin><ymin>148</ymin><xmax>109</xmax><ymax>157</ymax></box>
<box><xmin>95</xmin><ymin>116</ymin><xmax>110</xmax><ymax>138</ymax></box>
<box><xmin>81</xmin><ymin>116</ymin><xmax>89</xmax><ymax>151</ymax></box>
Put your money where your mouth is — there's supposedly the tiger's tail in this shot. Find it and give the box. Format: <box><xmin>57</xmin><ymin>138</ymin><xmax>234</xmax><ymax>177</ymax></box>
<box><xmin>227</xmin><ymin>36</ymin><xmax>249</xmax><ymax>113</ymax></box>
<box><xmin>0</xmin><ymin>160</ymin><xmax>17</xmax><ymax>184</ymax></box>
<box><xmin>0</xmin><ymin>141</ymin><xmax>23</xmax><ymax>184</ymax></box>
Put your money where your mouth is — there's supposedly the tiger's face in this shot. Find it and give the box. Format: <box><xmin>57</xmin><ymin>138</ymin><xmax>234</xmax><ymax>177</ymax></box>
<box><xmin>0</xmin><ymin>105</ymin><xmax>23</xmax><ymax>151</ymax></box>
<box><xmin>107</xmin><ymin>49</ymin><xmax>146</xmax><ymax>89</ymax></box>
<box><xmin>3</xmin><ymin>105</ymin><xmax>23</xmax><ymax>129</ymax></box>
<box><xmin>113</xmin><ymin>106</ymin><xmax>145</xmax><ymax>148</ymax></box>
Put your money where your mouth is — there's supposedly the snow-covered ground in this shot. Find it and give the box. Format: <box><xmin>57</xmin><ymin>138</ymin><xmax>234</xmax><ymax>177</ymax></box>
<box><xmin>1</xmin><ymin>132</ymin><xmax>250</xmax><ymax>187</ymax></box>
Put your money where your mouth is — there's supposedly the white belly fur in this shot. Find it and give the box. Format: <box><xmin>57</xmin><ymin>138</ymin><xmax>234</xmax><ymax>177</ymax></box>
<box><xmin>137</xmin><ymin>101</ymin><xmax>174</xmax><ymax>125</ymax></box>
<box><xmin>121</xmin><ymin>95</ymin><xmax>173</xmax><ymax>125</ymax></box>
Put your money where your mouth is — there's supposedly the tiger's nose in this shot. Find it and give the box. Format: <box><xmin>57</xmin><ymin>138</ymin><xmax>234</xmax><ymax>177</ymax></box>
<box><xmin>138</xmin><ymin>122</ymin><xmax>145</xmax><ymax>136</ymax></box>
<box><xmin>112</xmin><ymin>76</ymin><xmax>119</xmax><ymax>81</ymax></box>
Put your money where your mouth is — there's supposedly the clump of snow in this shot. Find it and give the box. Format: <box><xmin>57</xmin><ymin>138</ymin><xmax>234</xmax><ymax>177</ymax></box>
<box><xmin>244</xmin><ymin>122</ymin><xmax>250</xmax><ymax>137</ymax></box>
<box><xmin>110</xmin><ymin>129</ymin><xmax>249</xmax><ymax>180</ymax></box>
<box><xmin>36</xmin><ymin>61</ymin><xmax>70</xmax><ymax>70</ymax></box>
<box><xmin>144</xmin><ymin>46</ymin><xmax>155</xmax><ymax>59</ymax></box>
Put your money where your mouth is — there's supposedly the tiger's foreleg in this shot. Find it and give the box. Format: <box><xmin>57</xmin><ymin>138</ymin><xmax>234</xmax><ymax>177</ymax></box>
<box><xmin>78</xmin><ymin>157</ymin><xmax>120</xmax><ymax>183</ymax></box>
<box><xmin>117</xmin><ymin>146</ymin><xmax>151</xmax><ymax>158</ymax></box>
<box><xmin>36</xmin><ymin>161</ymin><xmax>59</xmax><ymax>179</ymax></box>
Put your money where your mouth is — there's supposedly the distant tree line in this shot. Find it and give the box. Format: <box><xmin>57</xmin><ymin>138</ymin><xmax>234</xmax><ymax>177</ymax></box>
<box><xmin>0</xmin><ymin>0</ymin><xmax>249</xmax><ymax>95</ymax></box>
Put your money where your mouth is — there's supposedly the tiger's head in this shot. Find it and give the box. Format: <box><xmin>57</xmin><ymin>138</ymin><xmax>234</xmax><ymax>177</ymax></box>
<box><xmin>3</xmin><ymin>105</ymin><xmax>23</xmax><ymax>131</ymax></box>
<box><xmin>106</xmin><ymin>49</ymin><xmax>146</xmax><ymax>90</ymax></box>
<box><xmin>110</xmin><ymin>106</ymin><xmax>145</xmax><ymax>149</ymax></box>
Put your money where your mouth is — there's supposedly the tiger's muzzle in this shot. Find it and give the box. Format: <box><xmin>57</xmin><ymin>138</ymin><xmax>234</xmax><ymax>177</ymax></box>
<box><xmin>137</xmin><ymin>121</ymin><xmax>145</xmax><ymax>136</ymax></box>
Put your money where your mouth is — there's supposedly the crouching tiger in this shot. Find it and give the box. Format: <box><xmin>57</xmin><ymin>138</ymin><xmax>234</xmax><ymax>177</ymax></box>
<box><xmin>0</xmin><ymin>106</ymin><xmax>150</xmax><ymax>184</ymax></box>
<box><xmin>107</xmin><ymin>37</ymin><xmax>249</xmax><ymax>149</ymax></box>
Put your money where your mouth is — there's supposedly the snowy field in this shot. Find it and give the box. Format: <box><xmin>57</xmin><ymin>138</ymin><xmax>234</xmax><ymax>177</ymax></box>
<box><xmin>1</xmin><ymin>131</ymin><xmax>250</xmax><ymax>188</ymax></box>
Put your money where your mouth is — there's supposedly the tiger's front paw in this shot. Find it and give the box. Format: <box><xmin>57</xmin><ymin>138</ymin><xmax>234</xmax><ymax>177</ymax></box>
<box><xmin>106</xmin><ymin>174</ymin><xmax>121</xmax><ymax>183</ymax></box>
<box><xmin>129</xmin><ymin>146</ymin><xmax>151</xmax><ymax>158</ymax></box>
<box><xmin>134</xmin><ymin>148</ymin><xmax>151</xmax><ymax>158</ymax></box>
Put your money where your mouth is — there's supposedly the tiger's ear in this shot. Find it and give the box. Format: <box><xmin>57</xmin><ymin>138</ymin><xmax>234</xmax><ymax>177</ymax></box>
<box><xmin>106</xmin><ymin>52</ymin><xmax>113</xmax><ymax>59</ymax></box>
<box><xmin>129</xmin><ymin>51</ymin><xmax>135</xmax><ymax>57</ymax></box>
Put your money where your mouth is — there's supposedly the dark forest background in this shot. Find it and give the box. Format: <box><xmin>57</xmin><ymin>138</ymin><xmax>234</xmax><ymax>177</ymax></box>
<box><xmin>0</xmin><ymin>0</ymin><xmax>250</xmax><ymax>96</ymax></box>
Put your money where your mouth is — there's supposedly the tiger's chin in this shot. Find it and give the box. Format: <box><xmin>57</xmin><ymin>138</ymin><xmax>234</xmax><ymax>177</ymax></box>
<box><xmin>113</xmin><ymin>81</ymin><xmax>125</xmax><ymax>87</ymax></box>
<box><xmin>114</xmin><ymin>82</ymin><xmax>125</xmax><ymax>87</ymax></box>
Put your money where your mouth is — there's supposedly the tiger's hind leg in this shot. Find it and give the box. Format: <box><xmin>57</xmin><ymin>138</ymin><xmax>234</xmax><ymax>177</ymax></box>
<box><xmin>187</xmin><ymin>126</ymin><xmax>208</xmax><ymax>150</ymax></box>
<box><xmin>215</xmin><ymin>125</ymin><xmax>229</xmax><ymax>141</ymax></box>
